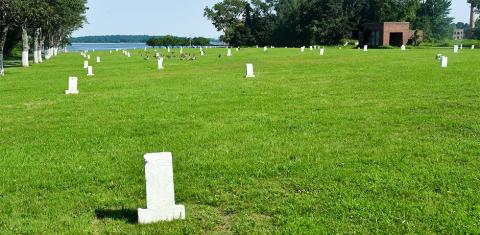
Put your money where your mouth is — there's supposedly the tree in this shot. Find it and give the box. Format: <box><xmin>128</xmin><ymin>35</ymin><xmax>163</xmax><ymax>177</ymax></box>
<box><xmin>0</xmin><ymin>0</ymin><xmax>15</xmax><ymax>76</ymax></box>
<box><xmin>204</xmin><ymin>0</ymin><xmax>248</xmax><ymax>45</ymax></box>
<box><xmin>414</xmin><ymin>0</ymin><xmax>453</xmax><ymax>41</ymax></box>
<box><xmin>191</xmin><ymin>37</ymin><xmax>210</xmax><ymax>46</ymax></box>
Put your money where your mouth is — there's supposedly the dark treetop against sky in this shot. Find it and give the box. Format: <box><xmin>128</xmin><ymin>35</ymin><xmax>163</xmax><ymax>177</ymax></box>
<box><xmin>73</xmin><ymin>0</ymin><xmax>471</xmax><ymax>38</ymax></box>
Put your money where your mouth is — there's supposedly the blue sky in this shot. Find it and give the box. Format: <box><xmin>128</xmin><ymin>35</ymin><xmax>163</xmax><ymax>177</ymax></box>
<box><xmin>73</xmin><ymin>0</ymin><xmax>472</xmax><ymax>38</ymax></box>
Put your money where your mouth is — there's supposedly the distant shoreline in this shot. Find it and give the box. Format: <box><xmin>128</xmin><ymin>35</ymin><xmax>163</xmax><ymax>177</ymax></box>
<box><xmin>71</xmin><ymin>43</ymin><xmax>147</xmax><ymax>44</ymax></box>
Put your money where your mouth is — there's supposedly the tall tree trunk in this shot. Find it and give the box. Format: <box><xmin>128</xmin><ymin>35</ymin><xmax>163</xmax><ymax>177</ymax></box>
<box><xmin>21</xmin><ymin>26</ymin><xmax>29</xmax><ymax>67</ymax></box>
<box><xmin>33</xmin><ymin>28</ymin><xmax>40</xmax><ymax>64</ymax></box>
<box><xmin>0</xmin><ymin>26</ymin><xmax>9</xmax><ymax>76</ymax></box>
<box><xmin>39</xmin><ymin>36</ymin><xmax>45</xmax><ymax>62</ymax></box>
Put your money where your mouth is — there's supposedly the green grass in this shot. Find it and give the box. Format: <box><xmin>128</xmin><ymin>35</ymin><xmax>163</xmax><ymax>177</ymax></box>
<box><xmin>0</xmin><ymin>47</ymin><xmax>479</xmax><ymax>234</ymax></box>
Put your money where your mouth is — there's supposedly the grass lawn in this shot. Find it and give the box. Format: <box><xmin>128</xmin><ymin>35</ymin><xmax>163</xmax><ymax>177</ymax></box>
<box><xmin>0</xmin><ymin>47</ymin><xmax>479</xmax><ymax>234</ymax></box>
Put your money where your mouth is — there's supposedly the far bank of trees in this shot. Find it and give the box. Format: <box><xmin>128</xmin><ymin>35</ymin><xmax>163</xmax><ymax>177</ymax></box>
<box><xmin>205</xmin><ymin>0</ymin><xmax>455</xmax><ymax>47</ymax></box>
<box><xmin>0</xmin><ymin>0</ymin><xmax>87</xmax><ymax>76</ymax></box>
<box><xmin>146</xmin><ymin>36</ymin><xmax>211</xmax><ymax>47</ymax></box>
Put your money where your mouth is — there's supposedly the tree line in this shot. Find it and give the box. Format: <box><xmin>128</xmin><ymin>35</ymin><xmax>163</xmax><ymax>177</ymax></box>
<box><xmin>146</xmin><ymin>36</ymin><xmax>211</xmax><ymax>47</ymax></box>
<box><xmin>0</xmin><ymin>0</ymin><xmax>87</xmax><ymax>76</ymax></box>
<box><xmin>204</xmin><ymin>0</ymin><xmax>455</xmax><ymax>47</ymax></box>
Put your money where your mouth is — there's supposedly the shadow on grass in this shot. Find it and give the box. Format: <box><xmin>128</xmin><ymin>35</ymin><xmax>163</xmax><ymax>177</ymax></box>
<box><xmin>4</xmin><ymin>59</ymin><xmax>21</xmax><ymax>68</ymax></box>
<box><xmin>95</xmin><ymin>208</ymin><xmax>138</xmax><ymax>224</ymax></box>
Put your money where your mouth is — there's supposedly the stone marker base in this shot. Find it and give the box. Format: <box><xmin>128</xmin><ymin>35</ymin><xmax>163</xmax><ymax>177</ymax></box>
<box><xmin>65</xmin><ymin>90</ymin><xmax>79</xmax><ymax>95</ymax></box>
<box><xmin>138</xmin><ymin>205</ymin><xmax>185</xmax><ymax>224</ymax></box>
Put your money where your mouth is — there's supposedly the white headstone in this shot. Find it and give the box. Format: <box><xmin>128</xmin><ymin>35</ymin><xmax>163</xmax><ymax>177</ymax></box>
<box><xmin>441</xmin><ymin>56</ymin><xmax>448</xmax><ymax>68</ymax></box>
<box><xmin>310</xmin><ymin>46</ymin><xmax>313</xmax><ymax>50</ymax></box>
<box><xmin>65</xmin><ymin>77</ymin><xmax>78</xmax><ymax>95</ymax></box>
<box><xmin>263</xmin><ymin>46</ymin><xmax>267</xmax><ymax>52</ymax></box>
<box><xmin>155</xmin><ymin>53</ymin><xmax>160</xmax><ymax>58</ymax></box>
<box><xmin>138</xmin><ymin>152</ymin><xmax>185</xmax><ymax>224</ymax></box>
<box><xmin>227</xmin><ymin>49</ymin><xmax>232</xmax><ymax>57</ymax></box>
<box><xmin>246</xmin><ymin>64</ymin><xmax>255</xmax><ymax>78</ymax></box>
<box><xmin>84</xmin><ymin>61</ymin><xmax>89</xmax><ymax>69</ymax></box>
<box><xmin>96</xmin><ymin>56</ymin><xmax>101</xmax><ymax>63</ymax></box>
<box><xmin>301</xmin><ymin>47</ymin><xmax>305</xmax><ymax>52</ymax></box>
<box><xmin>180</xmin><ymin>47</ymin><xmax>183</xmax><ymax>54</ymax></box>
<box><xmin>87</xmin><ymin>55</ymin><xmax>91</xmax><ymax>60</ymax></box>
<box><xmin>200</xmin><ymin>50</ymin><xmax>204</xmax><ymax>56</ymax></box>
<box><xmin>157</xmin><ymin>58</ymin><xmax>164</xmax><ymax>70</ymax></box>
<box><xmin>460</xmin><ymin>44</ymin><xmax>463</xmax><ymax>50</ymax></box>
<box><xmin>363</xmin><ymin>45</ymin><xmax>368</xmax><ymax>52</ymax></box>
<box><xmin>472</xmin><ymin>45</ymin><xmax>475</xmax><ymax>50</ymax></box>
<box><xmin>320</xmin><ymin>48</ymin><xmax>325</xmax><ymax>56</ymax></box>
<box><xmin>236</xmin><ymin>47</ymin><xmax>239</xmax><ymax>52</ymax></box>
<box><xmin>454</xmin><ymin>45</ymin><xmax>459</xmax><ymax>53</ymax></box>
<box><xmin>167</xmin><ymin>47</ymin><xmax>171</xmax><ymax>53</ymax></box>
<box><xmin>109</xmin><ymin>50</ymin><xmax>112</xmax><ymax>54</ymax></box>
<box><xmin>127</xmin><ymin>52</ymin><xmax>131</xmax><ymax>57</ymax></box>
<box><xmin>87</xmin><ymin>66</ymin><xmax>94</xmax><ymax>76</ymax></box>
<box><xmin>401</xmin><ymin>45</ymin><xmax>406</xmax><ymax>51</ymax></box>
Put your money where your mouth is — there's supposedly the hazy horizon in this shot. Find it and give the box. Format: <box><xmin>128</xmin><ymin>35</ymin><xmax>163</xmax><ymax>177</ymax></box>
<box><xmin>73</xmin><ymin>0</ymin><xmax>471</xmax><ymax>38</ymax></box>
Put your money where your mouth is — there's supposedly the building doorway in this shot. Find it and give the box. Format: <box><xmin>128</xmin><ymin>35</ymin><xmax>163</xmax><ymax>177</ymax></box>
<box><xmin>389</xmin><ymin>32</ymin><xmax>403</xmax><ymax>46</ymax></box>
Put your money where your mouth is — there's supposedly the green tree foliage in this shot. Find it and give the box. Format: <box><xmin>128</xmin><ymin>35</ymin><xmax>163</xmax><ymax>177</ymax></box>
<box><xmin>413</xmin><ymin>0</ymin><xmax>453</xmax><ymax>41</ymax></box>
<box><xmin>191</xmin><ymin>37</ymin><xmax>211</xmax><ymax>46</ymax></box>
<box><xmin>205</xmin><ymin>0</ymin><xmax>454</xmax><ymax>46</ymax></box>
<box><xmin>146</xmin><ymin>36</ymin><xmax>211</xmax><ymax>47</ymax></box>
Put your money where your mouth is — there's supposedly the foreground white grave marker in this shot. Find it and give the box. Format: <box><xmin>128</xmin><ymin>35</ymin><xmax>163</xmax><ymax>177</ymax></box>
<box><xmin>472</xmin><ymin>45</ymin><xmax>475</xmax><ymax>50</ymax></box>
<box><xmin>65</xmin><ymin>77</ymin><xmax>78</xmax><ymax>95</ymax></box>
<box><xmin>401</xmin><ymin>45</ymin><xmax>406</xmax><ymax>51</ymax></box>
<box><xmin>138</xmin><ymin>152</ymin><xmax>185</xmax><ymax>224</ymax></box>
<box><xmin>263</xmin><ymin>46</ymin><xmax>267</xmax><ymax>52</ymax></box>
<box><xmin>84</xmin><ymin>61</ymin><xmax>89</xmax><ymax>69</ymax></box>
<box><xmin>301</xmin><ymin>46</ymin><xmax>305</xmax><ymax>52</ymax></box>
<box><xmin>460</xmin><ymin>44</ymin><xmax>463</xmax><ymax>50</ymax></box>
<box><xmin>246</xmin><ymin>64</ymin><xmax>255</xmax><ymax>78</ymax></box>
<box><xmin>454</xmin><ymin>45</ymin><xmax>459</xmax><ymax>53</ymax></box>
<box><xmin>157</xmin><ymin>58</ymin><xmax>164</xmax><ymax>70</ymax></box>
<box><xmin>441</xmin><ymin>56</ymin><xmax>448</xmax><ymax>68</ymax></box>
<box><xmin>87</xmin><ymin>55</ymin><xmax>90</xmax><ymax>60</ymax></box>
<box><xmin>96</xmin><ymin>57</ymin><xmax>101</xmax><ymax>63</ymax></box>
<box><xmin>320</xmin><ymin>48</ymin><xmax>325</xmax><ymax>56</ymax></box>
<box><xmin>363</xmin><ymin>45</ymin><xmax>368</xmax><ymax>52</ymax></box>
<box><xmin>227</xmin><ymin>49</ymin><xmax>232</xmax><ymax>57</ymax></box>
<box><xmin>87</xmin><ymin>66</ymin><xmax>94</xmax><ymax>76</ymax></box>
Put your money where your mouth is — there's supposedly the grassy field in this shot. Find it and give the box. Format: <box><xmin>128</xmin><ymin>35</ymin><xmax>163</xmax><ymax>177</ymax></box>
<box><xmin>0</xmin><ymin>47</ymin><xmax>479</xmax><ymax>234</ymax></box>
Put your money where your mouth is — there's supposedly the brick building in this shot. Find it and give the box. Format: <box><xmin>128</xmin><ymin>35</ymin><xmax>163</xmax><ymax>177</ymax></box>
<box><xmin>358</xmin><ymin>22</ymin><xmax>421</xmax><ymax>47</ymax></box>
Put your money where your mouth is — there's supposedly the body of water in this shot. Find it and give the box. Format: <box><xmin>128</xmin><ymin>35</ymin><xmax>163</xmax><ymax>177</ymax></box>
<box><xmin>67</xmin><ymin>43</ymin><xmax>147</xmax><ymax>52</ymax></box>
